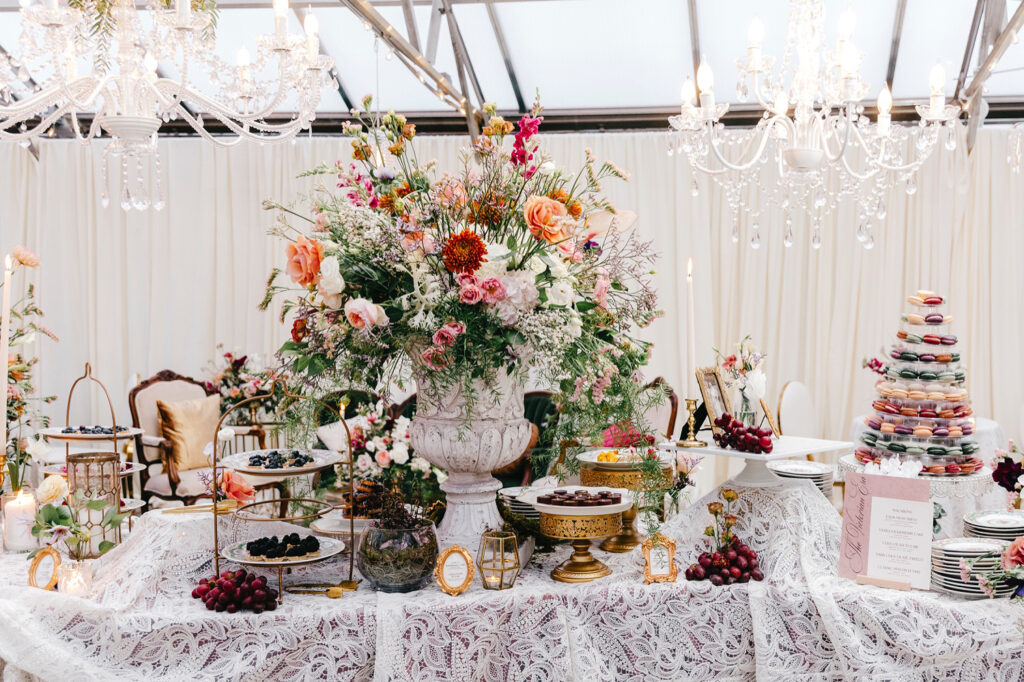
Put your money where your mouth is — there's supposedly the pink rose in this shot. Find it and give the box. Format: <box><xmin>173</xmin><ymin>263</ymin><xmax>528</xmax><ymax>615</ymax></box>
<box><xmin>313</xmin><ymin>211</ymin><xmax>330</xmax><ymax>232</ymax></box>
<box><xmin>459</xmin><ymin>285</ymin><xmax>484</xmax><ymax>305</ymax></box>
<box><xmin>1003</xmin><ymin>537</ymin><xmax>1024</xmax><ymax>569</ymax></box>
<box><xmin>355</xmin><ymin>453</ymin><xmax>373</xmax><ymax>471</ymax></box>
<box><xmin>420</xmin><ymin>346</ymin><xmax>452</xmax><ymax>370</ymax></box>
<box><xmin>445</xmin><ymin>321</ymin><xmax>466</xmax><ymax>335</ymax></box>
<box><xmin>557</xmin><ymin>240</ymin><xmax>583</xmax><ymax>263</ymax></box>
<box><xmin>375</xmin><ymin>450</ymin><xmax>391</xmax><ymax>468</ymax></box>
<box><xmin>432</xmin><ymin>326</ymin><xmax>458</xmax><ymax>349</ymax></box>
<box><xmin>456</xmin><ymin>272</ymin><xmax>480</xmax><ymax>288</ymax></box>
<box><xmin>344</xmin><ymin>297</ymin><xmax>387</xmax><ymax>330</ymax></box>
<box><xmin>479</xmin><ymin>277</ymin><xmax>506</xmax><ymax>304</ymax></box>
<box><xmin>594</xmin><ymin>271</ymin><xmax>611</xmax><ymax>307</ymax></box>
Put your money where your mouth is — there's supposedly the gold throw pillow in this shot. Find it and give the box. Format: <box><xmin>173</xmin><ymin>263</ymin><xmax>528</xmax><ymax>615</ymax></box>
<box><xmin>156</xmin><ymin>395</ymin><xmax>221</xmax><ymax>472</ymax></box>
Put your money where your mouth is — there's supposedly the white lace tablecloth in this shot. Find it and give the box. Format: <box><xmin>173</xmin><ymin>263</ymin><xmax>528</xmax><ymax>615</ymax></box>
<box><xmin>1</xmin><ymin>482</ymin><xmax>1022</xmax><ymax>681</ymax></box>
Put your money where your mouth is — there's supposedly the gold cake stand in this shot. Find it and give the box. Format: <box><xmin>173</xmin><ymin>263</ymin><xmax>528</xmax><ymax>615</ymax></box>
<box><xmin>540</xmin><ymin>511</ymin><xmax>622</xmax><ymax>583</ymax></box>
<box><xmin>580</xmin><ymin>463</ymin><xmax>674</xmax><ymax>553</ymax></box>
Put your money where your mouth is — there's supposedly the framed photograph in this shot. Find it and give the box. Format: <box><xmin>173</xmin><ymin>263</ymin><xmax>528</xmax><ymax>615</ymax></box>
<box><xmin>435</xmin><ymin>545</ymin><xmax>475</xmax><ymax>596</ymax></box>
<box><xmin>642</xmin><ymin>535</ymin><xmax>677</xmax><ymax>583</ymax></box>
<box><xmin>760</xmin><ymin>398</ymin><xmax>781</xmax><ymax>437</ymax></box>
<box><xmin>695</xmin><ymin>366</ymin><xmax>732</xmax><ymax>428</ymax></box>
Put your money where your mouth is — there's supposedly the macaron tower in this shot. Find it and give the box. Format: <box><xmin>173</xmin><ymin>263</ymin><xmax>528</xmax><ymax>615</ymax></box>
<box><xmin>858</xmin><ymin>289</ymin><xmax>983</xmax><ymax>476</ymax></box>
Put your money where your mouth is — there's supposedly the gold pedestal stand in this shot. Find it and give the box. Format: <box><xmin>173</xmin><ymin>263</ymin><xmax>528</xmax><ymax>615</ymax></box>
<box><xmin>580</xmin><ymin>464</ymin><xmax>674</xmax><ymax>554</ymax></box>
<box><xmin>677</xmin><ymin>398</ymin><xmax>708</xmax><ymax>448</ymax></box>
<box><xmin>540</xmin><ymin>511</ymin><xmax>621</xmax><ymax>583</ymax></box>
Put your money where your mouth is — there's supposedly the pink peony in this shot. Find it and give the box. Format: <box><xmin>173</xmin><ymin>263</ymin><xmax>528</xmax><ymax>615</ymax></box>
<box><xmin>432</xmin><ymin>326</ymin><xmax>458</xmax><ymax>349</ymax></box>
<box><xmin>459</xmin><ymin>285</ymin><xmax>484</xmax><ymax>305</ymax></box>
<box><xmin>420</xmin><ymin>346</ymin><xmax>452</xmax><ymax>370</ymax></box>
<box><xmin>444</xmin><ymin>320</ymin><xmax>466</xmax><ymax>335</ymax></box>
<box><xmin>479</xmin><ymin>277</ymin><xmax>506</xmax><ymax>304</ymax></box>
<box><xmin>375</xmin><ymin>450</ymin><xmax>391</xmax><ymax>468</ymax></box>
<box><xmin>344</xmin><ymin>297</ymin><xmax>387</xmax><ymax>330</ymax></box>
<box><xmin>1002</xmin><ymin>537</ymin><xmax>1024</xmax><ymax>570</ymax></box>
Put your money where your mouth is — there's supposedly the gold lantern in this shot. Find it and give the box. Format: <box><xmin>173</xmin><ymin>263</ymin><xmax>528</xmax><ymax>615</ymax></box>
<box><xmin>477</xmin><ymin>529</ymin><xmax>521</xmax><ymax>590</ymax></box>
<box><xmin>66</xmin><ymin>452</ymin><xmax>121</xmax><ymax>559</ymax></box>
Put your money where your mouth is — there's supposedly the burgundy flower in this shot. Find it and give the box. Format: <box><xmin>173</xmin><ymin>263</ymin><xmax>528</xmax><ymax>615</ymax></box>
<box><xmin>992</xmin><ymin>459</ymin><xmax>1022</xmax><ymax>493</ymax></box>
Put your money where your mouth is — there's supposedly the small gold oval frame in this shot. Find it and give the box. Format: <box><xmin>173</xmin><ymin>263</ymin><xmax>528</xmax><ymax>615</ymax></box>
<box><xmin>28</xmin><ymin>546</ymin><xmax>61</xmax><ymax>591</ymax></box>
<box><xmin>435</xmin><ymin>545</ymin><xmax>474</xmax><ymax>596</ymax></box>
<box><xmin>642</xmin><ymin>534</ymin><xmax>677</xmax><ymax>584</ymax></box>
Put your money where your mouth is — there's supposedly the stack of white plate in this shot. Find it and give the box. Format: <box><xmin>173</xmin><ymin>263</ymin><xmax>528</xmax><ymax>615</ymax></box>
<box><xmin>499</xmin><ymin>486</ymin><xmax>539</xmax><ymax>520</ymax></box>
<box><xmin>766</xmin><ymin>459</ymin><xmax>835</xmax><ymax>500</ymax></box>
<box><xmin>963</xmin><ymin>510</ymin><xmax>1024</xmax><ymax>541</ymax></box>
<box><xmin>931</xmin><ymin>537</ymin><xmax>1013</xmax><ymax>599</ymax></box>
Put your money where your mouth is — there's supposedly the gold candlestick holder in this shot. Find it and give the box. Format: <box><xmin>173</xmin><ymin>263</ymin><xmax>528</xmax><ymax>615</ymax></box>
<box><xmin>677</xmin><ymin>398</ymin><xmax>707</xmax><ymax>448</ymax></box>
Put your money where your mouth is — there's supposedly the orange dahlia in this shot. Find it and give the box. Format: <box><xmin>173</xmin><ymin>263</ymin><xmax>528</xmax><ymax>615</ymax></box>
<box><xmin>441</xmin><ymin>230</ymin><xmax>487</xmax><ymax>273</ymax></box>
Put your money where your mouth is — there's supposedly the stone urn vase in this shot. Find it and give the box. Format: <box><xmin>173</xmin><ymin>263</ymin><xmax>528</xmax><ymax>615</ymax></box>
<box><xmin>408</xmin><ymin>370</ymin><xmax>532</xmax><ymax>551</ymax></box>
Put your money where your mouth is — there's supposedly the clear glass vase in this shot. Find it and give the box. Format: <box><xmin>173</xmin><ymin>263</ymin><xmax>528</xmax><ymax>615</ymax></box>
<box><xmin>737</xmin><ymin>395</ymin><xmax>756</xmax><ymax>427</ymax></box>
<box><xmin>356</xmin><ymin>523</ymin><xmax>439</xmax><ymax>593</ymax></box>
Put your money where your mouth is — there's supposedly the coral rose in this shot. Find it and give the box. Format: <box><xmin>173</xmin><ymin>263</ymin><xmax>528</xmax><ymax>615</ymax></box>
<box><xmin>286</xmin><ymin>235</ymin><xmax>325</xmax><ymax>288</ymax></box>
<box><xmin>344</xmin><ymin>297</ymin><xmax>387</xmax><ymax>330</ymax></box>
<box><xmin>523</xmin><ymin>195</ymin><xmax>568</xmax><ymax>244</ymax></box>
<box><xmin>1003</xmin><ymin>537</ymin><xmax>1024</xmax><ymax>569</ymax></box>
<box><xmin>221</xmin><ymin>470</ymin><xmax>255</xmax><ymax>502</ymax></box>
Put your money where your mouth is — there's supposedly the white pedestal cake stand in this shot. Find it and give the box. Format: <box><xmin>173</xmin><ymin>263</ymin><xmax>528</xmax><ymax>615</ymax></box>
<box><xmin>660</xmin><ymin>436</ymin><xmax>854</xmax><ymax>487</ymax></box>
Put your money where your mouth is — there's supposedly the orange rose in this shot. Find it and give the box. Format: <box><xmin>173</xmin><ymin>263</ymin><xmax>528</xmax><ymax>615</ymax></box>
<box><xmin>285</xmin><ymin>235</ymin><xmax>325</xmax><ymax>288</ymax></box>
<box><xmin>221</xmin><ymin>470</ymin><xmax>255</xmax><ymax>502</ymax></box>
<box><xmin>523</xmin><ymin>195</ymin><xmax>570</xmax><ymax>244</ymax></box>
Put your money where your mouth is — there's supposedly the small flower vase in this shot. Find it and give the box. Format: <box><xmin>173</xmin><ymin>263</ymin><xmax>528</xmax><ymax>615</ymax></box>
<box><xmin>737</xmin><ymin>395</ymin><xmax>756</xmax><ymax>427</ymax></box>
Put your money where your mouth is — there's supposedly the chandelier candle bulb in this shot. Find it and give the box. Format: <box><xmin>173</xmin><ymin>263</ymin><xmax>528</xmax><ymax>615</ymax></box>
<box><xmin>747</xmin><ymin>17</ymin><xmax>764</xmax><ymax>68</ymax></box>
<box><xmin>273</xmin><ymin>0</ymin><xmax>288</xmax><ymax>37</ymax></box>
<box><xmin>877</xmin><ymin>86</ymin><xmax>892</xmax><ymax>135</ymax></box>
<box><xmin>697</xmin><ymin>61</ymin><xmax>715</xmax><ymax>112</ymax></box>
<box><xmin>176</xmin><ymin>0</ymin><xmax>190</xmax><ymax>24</ymax></box>
<box><xmin>304</xmin><ymin>13</ymin><xmax>319</xmax><ymax>62</ymax></box>
<box><xmin>929</xmin><ymin>63</ymin><xmax>945</xmax><ymax>118</ymax></box>
<box><xmin>686</xmin><ymin>257</ymin><xmax>697</xmax><ymax>397</ymax></box>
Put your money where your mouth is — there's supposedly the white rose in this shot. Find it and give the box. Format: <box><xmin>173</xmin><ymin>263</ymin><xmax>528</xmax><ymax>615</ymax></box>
<box><xmin>364</xmin><ymin>440</ymin><xmax>377</xmax><ymax>452</ymax></box>
<box><xmin>356</xmin><ymin>453</ymin><xmax>374</xmax><ymax>471</ymax></box>
<box><xmin>218</xmin><ymin>427</ymin><xmax>236</xmax><ymax>442</ymax></box>
<box><xmin>409</xmin><ymin>456</ymin><xmax>430</xmax><ymax>473</ymax></box>
<box><xmin>546</xmin><ymin>280</ymin><xmax>573</xmax><ymax>306</ymax></box>
<box><xmin>537</xmin><ymin>161</ymin><xmax>556</xmax><ymax>176</ymax></box>
<box><xmin>391</xmin><ymin>442</ymin><xmax>410</xmax><ymax>465</ymax></box>
<box><xmin>319</xmin><ymin>256</ymin><xmax>346</xmax><ymax>309</ymax></box>
<box><xmin>36</xmin><ymin>475</ymin><xmax>68</xmax><ymax>505</ymax></box>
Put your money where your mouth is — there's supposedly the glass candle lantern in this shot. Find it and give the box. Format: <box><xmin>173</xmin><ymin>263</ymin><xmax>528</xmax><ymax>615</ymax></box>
<box><xmin>2</xmin><ymin>489</ymin><xmax>38</xmax><ymax>552</ymax></box>
<box><xmin>67</xmin><ymin>453</ymin><xmax>121</xmax><ymax>559</ymax></box>
<box><xmin>57</xmin><ymin>560</ymin><xmax>93</xmax><ymax>597</ymax></box>
<box><xmin>477</xmin><ymin>529</ymin><xmax>520</xmax><ymax>590</ymax></box>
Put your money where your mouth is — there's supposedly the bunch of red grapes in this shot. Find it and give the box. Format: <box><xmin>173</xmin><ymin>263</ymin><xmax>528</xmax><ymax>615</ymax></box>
<box><xmin>684</xmin><ymin>536</ymin><xmax>764</xmax><ymax>585</ymax></box>
<box><xmin>192</xmin><ymin>569</ymin><xmax>278</xmax><ymax>613</ymax></box>
<box><xmin>713</xmin><ymin>413</ymin><xmax>774</xmax><ymax>454</ymax></box>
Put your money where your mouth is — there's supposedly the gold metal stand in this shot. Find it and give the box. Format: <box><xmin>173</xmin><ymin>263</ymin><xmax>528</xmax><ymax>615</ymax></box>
<box><xmin>540</xmin><ymin>511</ymin><xmax>621</xmax><ymax>583</ymax></box>
<box><xmin>599</xmin><ymin>505</ymin><xmax>641</xmax><ymax>553</ymax></box>
<box><xmin>677</xmin><ymin>398</ymin><xmax>708</xmax><ymax>448</ymax></box>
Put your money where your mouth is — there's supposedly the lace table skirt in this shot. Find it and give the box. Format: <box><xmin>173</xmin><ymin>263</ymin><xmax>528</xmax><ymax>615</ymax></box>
<box><xmin>0</xmin><ymin>482</ymin><xmax>1021</xmax><ymax>681</ymax></box>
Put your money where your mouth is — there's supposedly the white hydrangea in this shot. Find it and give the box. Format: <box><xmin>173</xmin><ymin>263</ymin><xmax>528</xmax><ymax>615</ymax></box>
<box><xmin>477</xmin><ymin>242</ymin><xmax>511</xmax><ymax>279</ymax></box>
<box><xmin>496</xmin><ymin>270</ymin><xmax>540</xmax><ymax>325</ymax></box>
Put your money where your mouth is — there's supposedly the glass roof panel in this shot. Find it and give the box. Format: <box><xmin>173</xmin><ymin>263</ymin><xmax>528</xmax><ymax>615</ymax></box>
<box><xmin>495</xmin><ymin>0</ymin><xmax>691</xmax><ymax>109</ymax></box>
<box><xmin>893</xmin><ymin>0</ymin><xmax>977</xmax><ymax>99</ymax></box>
<box><xmin>980</xmin><ymin>0</ymin><xmax>1024</xmax><ymax>97</ymax></box>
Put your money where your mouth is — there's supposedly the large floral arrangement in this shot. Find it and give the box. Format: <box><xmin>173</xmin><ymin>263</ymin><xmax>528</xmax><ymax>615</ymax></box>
<box><xmin>334</xmin><ymin>400</ymin><xmax>445</xmax><ymax>504</ymax></box>
<box><xmin>203</xmin><ymin>347</ymin><xmax>285</xmax><ymax>424</ymax></box>
<box><xmin>714</xmin><ymin>334</ymin><xmax>767</xmax><ymax>422</ymax></box>
<box><xmin>261</xmin><ymin>98</ymin><xmax>659</xmax><ymax>420</ymax></box>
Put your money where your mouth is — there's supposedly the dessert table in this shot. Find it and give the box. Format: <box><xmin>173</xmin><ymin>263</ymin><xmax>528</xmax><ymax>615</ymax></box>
<box><xmin>0</xmin><ymin>481</ymin><xmax>1021</xmax><ymax>681</ymax></box>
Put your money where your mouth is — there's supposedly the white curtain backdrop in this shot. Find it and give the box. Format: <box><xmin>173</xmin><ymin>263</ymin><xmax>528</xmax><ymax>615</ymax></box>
<box><xmin>0</xmin><ymin>127</ymin><xmax>1022</xmax><ymax>490</ymax></box>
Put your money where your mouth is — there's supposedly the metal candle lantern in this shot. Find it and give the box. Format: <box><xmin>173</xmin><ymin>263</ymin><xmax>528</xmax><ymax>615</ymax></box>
<box><xmin>477</xmin><ymin>529</ymin><xmax>520</xmax><ymax>590</ymax></box>
<box><xmin>67</xmin><ymin>452</ymin><xmax>121</xmax><ymax>559</ymax></box>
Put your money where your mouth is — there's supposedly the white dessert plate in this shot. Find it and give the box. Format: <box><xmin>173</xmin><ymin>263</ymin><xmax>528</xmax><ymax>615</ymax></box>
<box><xmin>42</xmin><ymin>461</ymin><xmax>147</xmax><ymax>478</ymax></box>
<box><xmin>964</xmin><ymin>510</ymin><xmax>1024</xmax><ymax>530</ymax></box>
<box><xmin>220</xmin><ymin>449</ymin><xmax>341</xmax><ymax>477</ymax></box>
<box><xmin>767</xmin><ymin>460</ymin><xmax>834</xmax><ymax>477</ymax></box>
<box><xmin>517</xmin><ymin>485</ymin><xmax>634</xmax><ymax>516</ymax></box>
<box><xmin>40</xmin><ymin>426</ymin><xmax>143</xmax><ymax>441</ymax></box>
<box><xmin>932</xmin><ymin>537</ymin><xmax>1009</xmax><ymax>556</ymax></box>
<box><xmin>221</xmin><ymin>536</ymin><xmax>345</xmax><ymax>567</ymax></box>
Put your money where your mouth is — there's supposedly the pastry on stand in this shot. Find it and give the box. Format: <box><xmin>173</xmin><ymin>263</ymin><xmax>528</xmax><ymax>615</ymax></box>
<box><xmin>517</xmin><ymin>486</ymin><xmax>633</xmax><ymax>582</ymax></box>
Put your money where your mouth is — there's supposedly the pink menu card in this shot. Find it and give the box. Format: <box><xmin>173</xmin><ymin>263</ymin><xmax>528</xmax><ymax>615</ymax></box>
<box><xmin>839</xmin><ymin>472</ymin><xmax>932</xmax><ymax>589</ymax></box>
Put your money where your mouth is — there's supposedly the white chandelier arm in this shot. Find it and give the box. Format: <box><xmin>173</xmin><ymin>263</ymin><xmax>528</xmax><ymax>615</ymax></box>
<box><xmin>67</xmin><ymin>109</ymin><xmax>104</xmax><ymax>142</ymax></box>
<box><xmin>846</xmin><ymin>124</ymin><xmax>929</xmax><ymax>174</ymax></box>
<box><xmin>0</xmin><ymin>102</ymin><xmax>71</xmax><ymax>140</ymax></box>
<box><xmin>171</xmin><ymin>95</ymin><xmax>304</xmax><ymax>144</ymax></box>
<box><xmin>166</xmin><ymin>83</ymin><xmax>311</xmax><ymax>134</ymax></box>
<box><xmin>705</xmin><ymin>116</ymin><xmax>787</xmax><ymax>173</ymax></box>
<box><xmin>749</xmin><ymin>71</ymin><xmax>778</xmax><ymax>111</ymax></box>
<box><xmin>820</xmin><ymin>106</ymin><xmax>854</xmax><ymax>164</ymax></box>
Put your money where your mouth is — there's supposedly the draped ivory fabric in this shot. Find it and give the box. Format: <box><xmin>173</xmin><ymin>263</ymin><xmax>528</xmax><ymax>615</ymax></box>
<box><xmin>0</xmin><ymin>127</ymin><xmax>1021</xmax><ymax>493</ymax></box>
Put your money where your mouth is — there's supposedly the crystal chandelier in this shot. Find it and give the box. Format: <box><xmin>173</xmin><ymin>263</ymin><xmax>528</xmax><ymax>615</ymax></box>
<box><xmin>668</xmin><ymin>0</ymin><xmax>960</xmax><ymax>249</ymax></box>
<box><xmin>0</xmin><ymin>0</ymin><xmax>334</xmax><ymax>210</ymax></box>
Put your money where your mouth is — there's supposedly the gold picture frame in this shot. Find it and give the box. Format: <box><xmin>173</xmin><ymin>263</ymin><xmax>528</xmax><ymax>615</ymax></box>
<box><xmin>760</xmin><ymin>398</ymin><xmax>781</xmax><ymax>437</ymax></box>
<box><xmin>695</xmin><ymin>366</ymin><xmax>732</xmax><ymax>429</ymax></box>
<box><xmin>641</xmin><ymin>534</ymin><xmax>677</xmax><ymax>584</ymax></box>
<box><xmin>28</xmin><ymin>546</ymin><xmax>61</xmax><ymax>591</ymax></box>
<box><xmin>435</xmin><ymin>545</ymin><xmax>475</xmax><ymax>596</ymax></box>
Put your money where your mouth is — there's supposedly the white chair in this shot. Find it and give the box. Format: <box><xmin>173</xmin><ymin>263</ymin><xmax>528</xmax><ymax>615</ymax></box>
<box><xmin>776</xmin><ymin>380</ymin><xmax>820</xmax><ymax>439</ymax></box>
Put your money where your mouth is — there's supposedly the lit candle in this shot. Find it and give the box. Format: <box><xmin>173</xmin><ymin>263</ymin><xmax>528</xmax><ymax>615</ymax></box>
<box><xmin>929</xmin><ymin>63</ymin><xmax>945</xmax><ymax>118</ymax></box>
<box><xmin>680</xmin><ymin>77</ymin><xmax>696</xmax><ymax>111</ymax></box>
<box><xmin>747</xmin><ymin>18</ymin><xmax>764</xmax><ymax>70</ymax></box>
<box><xmin>176</xmin><ymin>0</ymin><xmax>191</xmax><ymax>24</ymax></box>
<box><xmin>0</xmin><ymin>255</ymin><xmax>11</xmax><ymax>457</ymax></box>
<box><xmin>686</xmin><ymin>257</ymin><xmax>696</xmax><ymax>397</ymax></box>
<box><xmin>3</xmin><ymin>489</ymin><xmax>37</xmax><ymax>552</ymax></box>
<box><xmin>697</xmin><ymin>60</ymin><xmax>715</xmax><ymax>113</ymax></box>
<box><xmin>236</xmin><ymin>47</ymin><xmax>252</xmax><ymax>90</ymax></box>
<box><xmin>877</xmin><ymin>85</ymin><xmax>892</xmax><ymax>136</ymax></box>
<box><xmin>58</xmin><ymin>560</ymin><xmax>92</xmax><ymax>597</ymax></box>
<box><xmin>304</xmin><ymin>12</ymin><xmax>319</xmax><ymax>63</ymax></box>
<box><xmin>273</xmin><ymin>0</ymin><xmax>288</xmax><ymax>38</ymax></box>
<box><xmin>484</xmin><ymin>574</ymin><xmax>499</xmax><ymax>586</ymax></box>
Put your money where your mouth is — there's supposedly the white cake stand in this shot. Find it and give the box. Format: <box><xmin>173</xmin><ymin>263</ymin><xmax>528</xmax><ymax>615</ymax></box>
<box><xmin>660</xmin><ymin>436</ymin><xmax>854</xmax><ymax>487</ymax></box>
